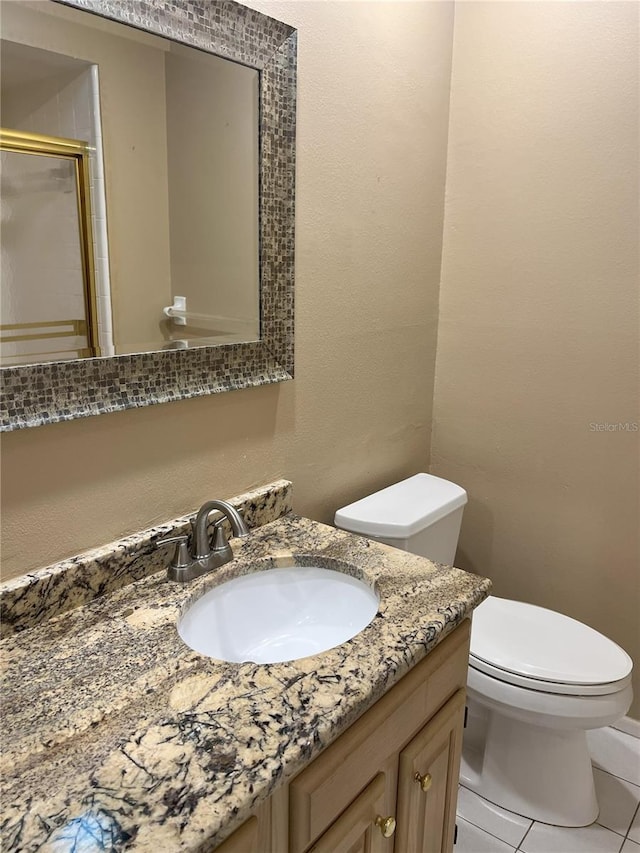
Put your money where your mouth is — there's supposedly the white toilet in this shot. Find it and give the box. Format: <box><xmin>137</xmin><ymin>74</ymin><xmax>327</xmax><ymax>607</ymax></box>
<box><xmin>335</xmin><ymin>473</ymin><xmax>633</xmax><ymax>828</ymax></box>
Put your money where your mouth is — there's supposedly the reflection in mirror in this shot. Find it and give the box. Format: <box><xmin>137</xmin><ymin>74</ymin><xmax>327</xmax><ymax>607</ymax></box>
<box><xmin>0</xmin><ymin>130</ymin><xmax>99</xmax><ymax>365</ymax></box>
<box><xmin>0</xmin><ymin>0</ymin><xmax>296</xmax><ymax>431</ymax></box>
<box><xmin>0</xmin><ymin>0</ymin><xmax>260</xmax><ymax>361</ymax></box>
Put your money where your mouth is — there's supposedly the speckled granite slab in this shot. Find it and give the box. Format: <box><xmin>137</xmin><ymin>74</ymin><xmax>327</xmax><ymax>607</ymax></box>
<box><xmin>0</xmin><ymin>479</ymin><xmax>292</xmax><ymax>638</ymax></box>
<box><xmin>0</xmin><ymin>514</ymin><xmax>491</xmax><ymax>852</ymax></box>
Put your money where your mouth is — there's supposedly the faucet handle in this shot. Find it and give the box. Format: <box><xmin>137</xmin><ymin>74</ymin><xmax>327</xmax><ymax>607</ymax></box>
<box><xmin>157</xmin><ymin>534</ymin><xmax>192</xmax><ymax>568</ymax></box>
<box><xmin>211</xmin><ymin>520</ymin><xmax>231</xmax><ymax>553</ymax></box>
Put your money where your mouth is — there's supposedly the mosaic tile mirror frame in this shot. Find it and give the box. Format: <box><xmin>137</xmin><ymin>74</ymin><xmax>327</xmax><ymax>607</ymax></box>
<box><xmin>0</xmin><ymin>0</ymin><xmax>296</xmax><ymax>431</ymax></box>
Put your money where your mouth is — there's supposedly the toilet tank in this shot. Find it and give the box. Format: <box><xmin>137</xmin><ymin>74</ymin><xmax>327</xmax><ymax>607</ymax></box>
<box><xmin>334</xmin><ymin>473</ymin><xmax>467</xmax><ymax>565</ymax></box>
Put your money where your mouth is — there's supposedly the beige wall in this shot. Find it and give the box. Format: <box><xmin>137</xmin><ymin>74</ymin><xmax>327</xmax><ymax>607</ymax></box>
<box><xmin>0</xmin><ymin>1</ymin><xmax>454</xmax><ymax>584</ymax></box>
<box><xmin>432</xmin><ymin>2</ymin><xmax>639</xmax><ymax>716</ymax></box>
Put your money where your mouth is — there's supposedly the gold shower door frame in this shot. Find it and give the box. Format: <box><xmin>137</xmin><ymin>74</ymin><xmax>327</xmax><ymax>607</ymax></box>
<box><xmin>0</xmin><ymin>128</ymin><xmax>101</xmax><ymax>360</ymax></box>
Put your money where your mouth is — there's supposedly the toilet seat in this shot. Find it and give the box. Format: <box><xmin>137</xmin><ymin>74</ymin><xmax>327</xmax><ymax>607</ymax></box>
<box><xmin>469</xmin><ymin>655</ymin><xmax>632</xmax><ymax>696</ymax></box>
<box><xmin>470</xmin><ymin>596</ymin><xmax>633</xmax><ymax>696</ymax></box>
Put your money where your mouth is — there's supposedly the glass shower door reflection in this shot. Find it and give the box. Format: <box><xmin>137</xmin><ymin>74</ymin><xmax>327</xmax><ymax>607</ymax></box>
<box><xmin>0</xmin><ymin>131</ymin><xmax>99</xmax><ymax>366</ymax></box>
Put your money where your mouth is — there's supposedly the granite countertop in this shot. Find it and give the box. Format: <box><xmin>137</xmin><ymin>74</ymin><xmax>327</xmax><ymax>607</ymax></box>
<box><xmin>0</xmin><ymin>513</ymin><xmax>491</xmax><ymax>852</ymax></box>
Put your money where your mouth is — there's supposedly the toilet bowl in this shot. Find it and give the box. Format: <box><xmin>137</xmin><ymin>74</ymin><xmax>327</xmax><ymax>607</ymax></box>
<box><xmin>335</xmin><ymin>473</ymin><xmax>634</xmax><ymax>827</ymax></box>
<box><xmin>463</xmin><ymin>595</ymin><xmax>632</xmax><ymax>825</ymax></box>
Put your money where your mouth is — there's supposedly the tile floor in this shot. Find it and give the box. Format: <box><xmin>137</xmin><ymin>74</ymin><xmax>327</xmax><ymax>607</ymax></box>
<box><xmin>455</xmin><ymin>725</ymin><xmax>640</xmax><ymax>853</ymax></box>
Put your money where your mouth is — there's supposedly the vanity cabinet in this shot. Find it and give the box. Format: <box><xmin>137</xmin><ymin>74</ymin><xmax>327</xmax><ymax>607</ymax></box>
<box><xmin>307</xmin><ymin>771</ymin><xmax>392</xmax><ymax>853</ymax></box>
<box><xmin>215</xmin><ymin>621</ymin><xmax>469</xmax><ymax>853</ymax></box>
<box><xmin>303</xmin><ymin>692</ymin><xmax>464</xmax><ymax>853</ymax></box>
<box><xmin>213</xmin><ymin>800</ymin><xmax>272</xmax><ymax>853</ymax></box>
<box><xmin>215</xmin><ymin>816</ymin><xmax>259</xmax><ymax>853</ymax></box>
<box><xmin>394</xmin><ymin>690</ymin><xmax>465</xmax><ymax>853</ymax></box>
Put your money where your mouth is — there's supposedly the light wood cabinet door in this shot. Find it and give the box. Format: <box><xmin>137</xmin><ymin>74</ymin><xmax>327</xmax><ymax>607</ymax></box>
<box><xmin>308</xmin><ymin>772</ymin><xmax>397</xmax><ymax>853</ymax></box>
<box><xmin>394</xmin><ymin>690</ymin><xmax>465</xmax><ymax>853</ymax></box>
<box><xmin>213</xmin><ymin>816</ymin><xmax>259</xmax><ymax>853</ymax></box>
<box><xmin>289</xmin><ymin>623</ymin><xmax>470</xmax><ymax>853</ymax></box>
<box><xmin>213</xmin><ymin>798</ymin><xmax>272</xmax><ymax>853</ymax></box>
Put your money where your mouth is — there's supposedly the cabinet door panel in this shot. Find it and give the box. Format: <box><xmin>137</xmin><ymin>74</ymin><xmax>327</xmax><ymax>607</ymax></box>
<box><xmin>309</xmin><ymin>772</ymin><xmax>394</xmax><ymax>853</ymax></box>
<box><xmin>290</xmin><ymin>623</ymin><xmax>470</xmax><ymax>853</ymax></box>
<box><xmin>213</xmin><ymin>816</ymin><xmax>259</xmax><ymax>853</ymax></box>
<box><xmin>212</xmin><ymin>798</ymin><xmax>271</xmax><ymax>853</ymax></box>
<box><xmin>395</xmin><ymin>689</ymin><xmax>466</xmax><ymax>853</ymax></box>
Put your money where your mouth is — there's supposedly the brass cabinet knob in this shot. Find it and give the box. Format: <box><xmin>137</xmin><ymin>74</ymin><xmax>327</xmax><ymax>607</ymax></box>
<box><xmin>414</xmin><ymin>771</ymin><xmax>433</xmax><ymax>792</ymax></box>
<box><xmin>374</xmin><ymin>815</ymin><xmax>397</xmax><ymax>838</ymax></box>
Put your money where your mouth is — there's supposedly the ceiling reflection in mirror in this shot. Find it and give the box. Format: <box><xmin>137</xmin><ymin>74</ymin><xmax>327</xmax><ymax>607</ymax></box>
<box><xmin>0</xmin><ymin>0</ymin><xmax>260</xmax><ymax>367</ymax></box>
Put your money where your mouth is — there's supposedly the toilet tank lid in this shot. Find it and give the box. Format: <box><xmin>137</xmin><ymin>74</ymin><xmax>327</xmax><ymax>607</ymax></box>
<box><xmin>334</xmin><ymin>473</ymin><xmax>467</xmax><ymax>539</ymax></box>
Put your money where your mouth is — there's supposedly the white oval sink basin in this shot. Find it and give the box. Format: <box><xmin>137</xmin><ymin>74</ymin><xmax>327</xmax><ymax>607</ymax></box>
<box><xmin>178</xmin><ymin>564</ymin><xmax>379</xmax><ymax>664</ymax></box>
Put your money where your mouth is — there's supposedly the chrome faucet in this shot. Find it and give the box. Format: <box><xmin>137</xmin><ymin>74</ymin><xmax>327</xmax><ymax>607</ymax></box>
<box><xmin>158</xmin><ymin>500</ymin><xmax>250</xmax><ymax>582</ymax></box>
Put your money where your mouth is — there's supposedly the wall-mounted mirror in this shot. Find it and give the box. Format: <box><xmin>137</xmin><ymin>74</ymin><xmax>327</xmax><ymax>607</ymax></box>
<box><xmin>0</xmin><ymin>0</ymin><xmax>296</xmax><ymax>430</ymax></box>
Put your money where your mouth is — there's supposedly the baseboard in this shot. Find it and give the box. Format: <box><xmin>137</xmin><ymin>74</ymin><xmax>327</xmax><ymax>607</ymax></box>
<box><xmin>612</xmin><ymin>715</ymin><xmax>640</xmax><ymax>740</ymax></box>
